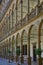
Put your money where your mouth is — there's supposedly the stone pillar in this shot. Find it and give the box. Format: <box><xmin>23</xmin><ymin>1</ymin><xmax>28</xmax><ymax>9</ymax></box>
<box><xmin>27</xmin><ymin>25</ymin><xmax>33</xmax><ymax>65</ymax></box>
<box><xmin>15</xmin><ymin>36</ymin><xmax>18</xmax><ymax>62</ymax></box>
<box><xmin>1</xmin><ymin>47</ymin><xmax>3</xmax><ymax>58</ymax></box>
<box><xmin>16</xmin><ymin>0</ymin><xmax>18</xmax><ymax>24</ymax></box>
<box><xmin>37</xmin><ymin>0</ymin><xmax>40</xmax><ymax>5</ymax></box>
<box><xmin>38</xmin><ymin>21</ymin><xmax>42</xmax><ymax>65</ymax></box>
<box><xmin>38</xmin><ymin>57</ymin><xmax>42</xmax><ymax>65</ymax></box>
<box><xmin>8</xmin><ymin>38</ymin><xmax>11</xmax><ymax>62</ymax></box>
<box><xmin>6</xmin><ymin>46</ymin><xmax>7</xmax><ymax>59</ymax></box>
<box><xmin>12</xmin><ymin>37</ymin><xmax>14</xmax><ymax>61</ymax></box>
<box><xmin>27</xmin><ymin>0</ymin><xmax>30</xmax><ymax>59</ymax></box>
<box><xmin>28</xmin><ymin>0</ymin><xmax>29</xmax><ymax>20</ymax></box>
<box><xmin>27</xmin><ymin>32</ymin><xmax>31</xmax><ymax>65</ymax></box>
<box><xmin>5</xmin><ymin>46</ymin><xmax>6</xmax><ymax>59</ymax></box>
<box><xmin>5</xmin><ymin>44</ymin><xmax>7</xmax><ymax>59</ymax></box>
<box><xmin>20</xmin><ymin>0</ymin><xmax>24</xmax><ymax>63</ymax></box>
<box><xmin>15</xmin><ymin>1</ymin><xmax>18</xmax><ymax>61</ymax></box>
<box><xmin>20</xmin><ymin>37</ymin><xmax>24</xmax><ymax>63</ymax></box>
<box><xmin>3</xmin><ymin>45</ymin><xmax>4</xmax><ymax>58</ymax></box>
<box><xmin>36</xmin><ymin>0</ymin><xmax>40</xmax><ymax>15</ymax></box>
<box><xmin>21</xmin><ymin>0</ymin><xmax>23</xmax><ymax>25</ymax></box>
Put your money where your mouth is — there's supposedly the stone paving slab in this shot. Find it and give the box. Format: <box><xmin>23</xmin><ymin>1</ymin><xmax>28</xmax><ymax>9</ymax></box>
<box><xmin>0</xmin><ymin>58</ymin><xmax>43</xmax><ymax>65</ymax></box>
<box><xmin>0</xmin><ymin>58</ymin><xmax>36</xmax><ymax>65</ymax></box>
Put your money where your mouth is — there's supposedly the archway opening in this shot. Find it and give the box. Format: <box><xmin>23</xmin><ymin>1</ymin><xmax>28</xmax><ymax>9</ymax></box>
<box><xmin>22</xmin><ymin>30</ymin><xmax>28</xmax><ymax>56</ymax></box>
<box><xmin>30</xmin><ymin>25</ymin><xmax>38</xmax><ymax>61</ymax></box>
<box><xmin>16</xmin><ymin>33</ymin><xmax>21</xmax><ymax>56</ymax></box>
<box><xmin>40</xmin><ymin>22</ymin><xmax>43</xmax><ymax>58</ymax></box>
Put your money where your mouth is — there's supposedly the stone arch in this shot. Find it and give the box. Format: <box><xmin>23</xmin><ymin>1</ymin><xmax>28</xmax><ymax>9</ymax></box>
<box><xmin>8</xmin><ymin>38</ymin><xmax>12</xmax><ymax>58</ymax></box>
<box><xmin>28</xmin><ymin>25</ymin><xmax>34</xmax><ymax>56</ymax></box>
<box><xmin>16</xmin><ymin>33</ymin><xmax>21</xmax><ymax>46</ymax></box>
<box><xmin>21</xmin><ymin>30</ymin><xmax>28</xmax><ymax>55</ymax></box>
<box><xmin>38</xmin><ymin>19</ymin><xmax>43</xmax><ymax>50</ymax></box>
<box><xmin>28</xmin><ymin>24</ymin><xmax>38</xmax><ymax>61</ymax></box>
<box><xmin>21</xmin><ymin>30</ymin><xmax>26</xmax><ymax>39</ymax></box>
<box><xmin>12</xmin><ymin>36</ymin><xmax>15</xmax><ymax>45</ymax></box>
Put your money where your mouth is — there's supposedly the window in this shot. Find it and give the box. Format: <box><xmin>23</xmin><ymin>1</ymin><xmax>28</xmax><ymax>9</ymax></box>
<box><xmin>23</xmin><ymin>45</ymin><xmax>27</xmax><ymax>55</ymax></box>
<box><xmin>29</xmin><ymin>0</ymin><xmax>37</xmax><ymax>13</ymax></box>
<box><xmin>12</xmin><ymin>5</ymin><xmax>16</xmax><ymax>27</ymax></box>
<box><xmin>9</xmin><ymin>10</ymin><xmax>12</xmax><ymax>29</ymax></box>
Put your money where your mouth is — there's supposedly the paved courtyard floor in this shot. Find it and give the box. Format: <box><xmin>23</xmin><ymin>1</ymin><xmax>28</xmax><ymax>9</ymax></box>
<box><xmin>0</xmin><ymin>58</ymin><xmax>43</xmax><ymax>65</ymax></box>
<box><xmin>0</xmin><ymin>58</ymin><xmax>16</xmax><ymax>65</ymax></box>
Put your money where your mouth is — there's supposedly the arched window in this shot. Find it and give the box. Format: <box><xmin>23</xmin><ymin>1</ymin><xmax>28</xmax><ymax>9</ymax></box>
<box><xmin>21</xmin><ymin>30</ymin><xmax>28</xmax><ymax>55</ymax></box>
<box><xmin>30</xmin><ymin>25</ymin><xmax>38</xmax><ymax>61</ymax></box>
<box><xmin>9</xmin><ymin>10</ymin><xmax>12</xmax><ymax>30</ymax></box>
<box><xmin>17</xmin><ymin>0</ymin><xmax>21</xmax><ymax>22</ymax></box>
<box><xmin>29</xmin><ymin>0</ymin><xmax>37</xmax><ymax>13</ymax></box>
<box><xmin>22</xmin><ymin>0</ymin><xmax>28</xmax><ymax>18</ymax></box>
<box><xmin>12</xmin><ymin>4</ymin><xmax>16</xmax><ymax>27</ymax></box>
<box><xmin>40</xmin><ymin>0</ymin><xmax>43</xmax><ymax>4</ymax></box>
<box><xmin>16</xmin><ymin>33</ymin><xmax>21</xmax><ymax>55</ymax></box>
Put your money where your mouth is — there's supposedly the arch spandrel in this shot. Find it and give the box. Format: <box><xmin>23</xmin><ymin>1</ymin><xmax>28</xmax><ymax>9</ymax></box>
<box><xmin>22</xmin><ymin>30</ymin><xmax>28</xmax><ymax>43</ymax></box>
<box><xmin>28</xmin><ymin>25</ymin><xmax>34</xmax><ymax>35</ymax></box>
<box><xmin>12</xmin><ymin>36</ymin><xmax>15</xmax><ymax>45</ymax></box>
<box><xmin>21</xmin><ymin>30</ymin><xmax>28</xmax><ymax>39</ymax></box>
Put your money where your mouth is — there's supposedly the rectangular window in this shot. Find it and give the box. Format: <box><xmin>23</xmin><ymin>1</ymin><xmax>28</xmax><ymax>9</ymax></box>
<box><xmin>23</xmin><ymin>45</ymin><xmax>27</xmax><ymax>55</ymax></box>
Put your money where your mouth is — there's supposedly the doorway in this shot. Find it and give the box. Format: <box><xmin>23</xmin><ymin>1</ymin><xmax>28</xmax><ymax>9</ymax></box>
<box><xmin>33</xmin><ymin>45</ymin><xmax>36</xmax><ymax>61</ymax></box>
<box><xmin>23</xmin><ymin>45</ymin><xmax>27</xmax><ymax>55</ymax></box>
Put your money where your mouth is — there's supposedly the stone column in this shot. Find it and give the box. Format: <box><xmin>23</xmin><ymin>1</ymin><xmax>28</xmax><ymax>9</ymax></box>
<box><xmin>5</xmin><ymin>45</ymin><xmax>6</xmax><ymax>59</ymax></box>
<box><xmin>38</xmin><ymin>21</ymin><xmax>42</xmax><ymax>65</ymax></box>
<box><xmin>27</xmin><ymin>32</ymin><xmax>31</xmax><ymax>65</ymax></box>
<box><xmin>38</xmin><ymin>0</ymin><xmax>40</xmax><ymax>5</ymax></box>
<box><xmin>7</xmin><ymin>44</ymin><xmax>8</xmax><ymax>59</ymax></box>
<box><xmin>27</xmin><ymin>25</ymin><xmax>33</xmax><ymax>65</ymax></box>
<box><xmin>21</xmin><ymin>0</ymin><xmax>23</xmax><ymax>26</ymax></box>
<box><xmin>20</xmin><ymin>36</ymin><xmax>24</xmax><ymax>63</ymax></box>
<box><xmin>16</xmin><ymin>0</ymin><xmax>18</xmax><ymax>24</ymax></box>
<box><xmin>37</xmin><ymin>0</ymin><xmax>40</xmax><ymax>5</ymax></box>
<box><xmin>8</xmin><ymin>38</ymin><xmax>11</xmax><ymax>62</ymax></box>
<box><xmin>28</xmin><ymin>0</ymin><xmax>29</xmax><ymax>20</ymax></box>
<box><xmin>3</xmin><ymin>46</ymin><xmax>4</xmax><ymax>58</ymax></box>
<box><xmin>7</xmin><ymin>42</ymin><xmax>9</xmax><ymax>59</ymax></box>
<box><xmin>5</xmin><ymin>44</ymin><xmax>7</xmax><ymax>59</ymax></box>
<box><xmin>36</xmin><ymin>0</ymin><xmax>40</xmax><ymax>15</ymax></box>
<box><xmin>15</xmin><ymin>36</ymin><xmax>18</xmax><ymax>62</ymax></box>
<box><xmin>12</xmin><ymin>37</ymin><xmax>14</xmax><ymax>61</ymax></box>
<box><xmin>20</xmin><ymin>0</ymin><xmax>24</xmax><ymax>63</ymax></box>
<box><xmin>1</xmin><ymin>47</ymin><xmax>3</xmax><ymax>58</ymax></box>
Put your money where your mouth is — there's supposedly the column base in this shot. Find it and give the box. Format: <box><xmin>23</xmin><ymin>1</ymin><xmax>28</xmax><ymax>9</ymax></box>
<box><xmin>27</xmin><ymin>57</ymin><xmax>31</xmax><ymax>65</ymax></box>
<box><xmin>38</xmin><ymin>57</ymin><xmax>42</xmax><ymax>65</ymax></box>
<box><xmin>11</xmin><ymin>56</ymin><xmax>14</xmax><ymax>61</ymax></box>
<box><xmin>20</xmin><ymin>55</ymin><xmax>24</xmax><ymax>63</ymax></box>
<box><xmin>18</xmin><ymin>64</ymin><xmax>20</xmax><ymax>65</ymax></box>
<box><xmin>15</xmin><ymin>55</ymin><xmax>18</xmax><ymax>62</ymax></box>
<box><xmin>8</xmin><ymin>56</ymin><xmax>10</xmax><ymax>63</ymax></box>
